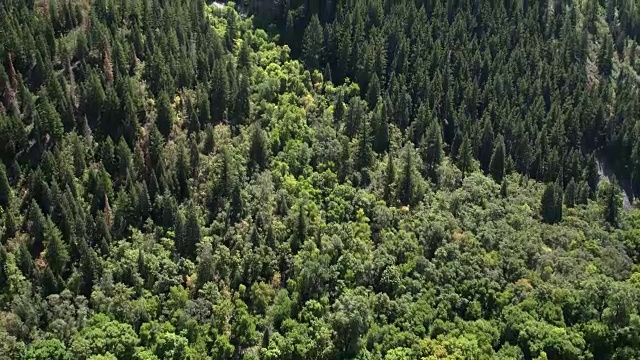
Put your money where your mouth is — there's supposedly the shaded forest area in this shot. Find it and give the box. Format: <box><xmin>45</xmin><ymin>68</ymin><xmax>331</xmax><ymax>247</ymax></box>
<box><xmin>0</xmin><ymin>0</ymin><xmax>640</xmax><ymax>359</ymax></box>
<box><xmin>247</xmin><ymin>0</ymin><xmax>640</xmax><ymax>200</ymax></box>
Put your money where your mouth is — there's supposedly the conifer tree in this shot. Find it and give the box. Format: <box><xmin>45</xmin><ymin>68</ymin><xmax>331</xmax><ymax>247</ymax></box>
<box><xmin>399</xmin><ymin>145</ymin><xmax>415</xmax><ymax>206</ymax></box>
<box><xmin>203</xmin><ymin>124</ymin><xmax>216</xmax><ymax>155</ymax></box>
<box><xmin>232</xmin><ymin>75</ymin><xmax>250</xmax><ymax>132</ymax></box>
<box><xmin>541</xmin><ymin>183</ymin><xmax>562</xmax><ymax>224</ymax></box>
<box><xmin>77</xmin><ymin>236</ymin><xmax>100</xmax><ymax>296</ymax></box>
<box><xmin>598</xmin><ymin>34</ymin><xmax>614</xmax><ymax>76</ymax></box>
<box><xmin>137</xmin><ymin>248</ymin><xmax>148</xmax><ymax>286</ymax></box>
<box><xmin>479</xmin><ymin>117</ymin><xmax>495</xmax><ymax>173</ymax></box>
<box><xmin>17</xmin><ymin>242</ymin><xmax>34</xmax><ymax>279</ymax></box>
<box><xmin>29</xmin><ymin>200</ymin><xmax>47</xmax><ymax>256</ymax></box>
<box><xmin>2</xmin><ymin>210</ymin><xmax>17</xmax><ymax>242</ymax></box>
<box><xmin>586</xmin><ymin>154</ymin><xmax>600</xmax><ymax>198</ymax></box>
<box><xmin>489</xmin><ymin>134</ymin><xmax>506</xmax><ymax>183</ymax></box>
<box><xmin>577</xmin><ymin>180</ymin><xmax>590</xmax><ymax>205</ymax></box>
<box><xmin>0</xmin><ymin>163</ymin><xmax>11</xmax><ymax>209</ymax></box>
<box><xmin>458</xmin><ymin>135</ymin><xmax>474</xmax><ymax>179</ymax></box>
<box><xmin>138</xmin><ymin>182</ymin><xmax>151</xmax><ymax>223</ymax></box>
<box><xmin>175</xmin><ymin>210</ymin><xmax>187</xmax><ymax>257</ymax></box>
<box><xmin>604</xmin><ymin>178</ymin><xmax>621</xmax><ymax>227</ymax></box>
<box><xmin>176</xmin><ymin>144</ymin><xmax>190</xmax><ymax>202</ymax></box>
<box><xmin>565</xmin><ymin>178</ymin><xmax>577</xmax><ymax>208</ymax></box>
<box><xmin>333</xmin><ymin>94</ymin><xmax>345</xmax><ymax>125</ymax></box>
<box><xmin>44</xmin><ymin>218</ymin><xmax>69</xmax><ymax>276</ymax></box>
<box><xmin>157</xmin><ymin>90</ymin><xmax>175</xmax><ymax>138</ymax></box>
<box><xmin>356</xmin><ymin>116</ymin><xmax>373</xmax><ymax>176</ymax></box>
<box><xmin>346</xmin><ymin>97</ymin><xmax>365</xmax><ymax>138</ymax></box>
<box><xmin>198</xmin><ymin>87</ymin><xmax>212</xmax><ymax>126</ymax></box>
<box><xmin>211</xmin><ymin>60</ymin><xmax>230</xmax><ymax>123</ymax></box>
<box><xmin>229</xmin><ymin>182</ymin><xmax>244</xmax><ymax>225</ymax></box>
<box><xmin>72</xmin><ymin>136</ymin><xmax>87</xmax><ymax>178</ymax></box>
<box><xmin>197</xmin><ymin>242</ymin><xmax>215</xmax><ymax>288</ymax></box>
<box><xmin>421</xmin><ymin>121</ymin><xmax>443</xmax><ymax>185</ymax></box>
<box><xmin>366</xmin><ymin>73</ymin><xmax>380</xmax><ymax>110</ymax></box>
<box><xmin>189</xmin><ymin>136</ymin><xmax>200</xmax><ymax>178</ymax></box>
<box><xmin>372</xmin><ymin>99</ymin><xmax>389</xmax><ymax>153</ymax></box>
<box><xmin>291</xmin><ymin>202</ymin><xmax>307</xmax><ymax>254</ymax></box>
<box><xmin>185</xmin><ymin>201</ymin><xmax>201</xmax><ymax>258</ymax></box>
<box><xmin>238</xmin><ymin>39</ymin><xmax>251</xmax><ymax>74</ymax></box>
<box><xmin>383</xmin><ymin>154</ymin><xmax>395</xmax><ymax>206</ymax></box>
<box><xmin>500</xmin><ymin>178</ymin><xmax>508</xmax><ymax>198</ymax></box>
<box><xmin>302</xmin><ymin>15</ymin><xmax>324</xmax><ymax>69</ymax></box>
<box><xmin>0</xmin><ymin>244</ymin><xmax>7</xmax><ymax>290</ymax></box>
<box><xmin>541</xmin><ymin>183</ymin><xmax>556</xmax><ymax>224</ymax></box>
<box><xmin>249</xmin><ymin>123</ymin><xmax>268</xmax><ymax>174</ymax></box>
<box><xmin>220</xmin><ymin>147</ymin><xmax>233</xmax><ymax>200</ymax></box>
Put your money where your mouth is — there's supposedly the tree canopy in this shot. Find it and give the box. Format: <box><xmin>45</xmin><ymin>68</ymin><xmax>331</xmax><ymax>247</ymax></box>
<box><xmin>0</xmin><ymin>0</ymin><xmax>639</xmax><ymax>359</ymax></box>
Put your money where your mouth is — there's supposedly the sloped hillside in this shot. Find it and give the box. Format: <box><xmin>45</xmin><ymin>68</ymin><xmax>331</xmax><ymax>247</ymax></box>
<box><xmin>0</xmin><ymin>1</ymin><xmax>639</xmax><ymax>360</ymax></box>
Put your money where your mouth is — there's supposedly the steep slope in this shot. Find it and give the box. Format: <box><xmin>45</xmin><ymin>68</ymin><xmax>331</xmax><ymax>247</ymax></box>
<box><xmin>0</xmin><ymin>1</ymin><xmax>639</xmax><ymax>360</ymax></box>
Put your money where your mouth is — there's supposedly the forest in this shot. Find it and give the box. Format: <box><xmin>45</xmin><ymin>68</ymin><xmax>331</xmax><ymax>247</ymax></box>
<box><xmin>1</xmin><ymin>0</ymin><xmax>640</xmax><ymax>359</ymax></box>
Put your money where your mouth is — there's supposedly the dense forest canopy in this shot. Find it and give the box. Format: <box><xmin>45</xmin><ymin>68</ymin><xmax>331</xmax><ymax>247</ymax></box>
<box><xmin>0</xmin><ymin>0</ymin><xmax>639</xmax><ymax>359</ymax></box>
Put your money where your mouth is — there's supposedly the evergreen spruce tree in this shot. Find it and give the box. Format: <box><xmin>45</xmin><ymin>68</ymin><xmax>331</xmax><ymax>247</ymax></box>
<box><xmin>479</xmin><ymin>117</ymin><xmax>495</xmax><ymax>173</ymax></box>
<box><xmin>44</xmin><ymin>218</ymin><xmax>69</xmax><ymax>276</ymax></box>
<box><xmin>565</xmin><ymin>178</ymin><xmax>577</xmax><ymax>208</ymax></box>
<box><xmin>489</xmin><ymin>134</ymin><xmax>506</xmax><ymax>183</ymax></box>
<box><xmin>197</xmin><ymin>242</ymin><xmax>215</xmax><ymax>288</ymax></box>
<box><xmin>231</xmin><ymin>75</ymin><xmax>250</xmax><ymax>132</ymax></box>
<box><xmin>17</xmin><ymin>241</ymin><xmax>34</xmax><ymax>279</ymax></box>
<box><xmin>2</xmin><ymin>210</ymin><xmax>17</xmax><ymax>242</ymax></box>
<box><xmin>598</xmin><ymin>34</ymin><xmax>614</xmax><ymax>76</ymax></box>
<box><xmin>356</xmin><ymin>116</ymin><xmax>373</xmax><ymax>176</ymax></box>
<box><xmin>421</xmin><ymin>120</ymin><xmax>443</xmax><ymax>185</ymax></box>
<box><xmin>586</xmin><ymin>154</ymin><xmax>600</xmax><ymax>198</ymax></box>
<box><xmin>185</xmin><ymin>201</ymin><xmax>201</xmax><ymax>258</ymax></box>
<box><xmin>72</xmin><ymin>136</ymin><xmax>87</xmax><ymax>178</ymax></box>
<box><xmin>78</xmin><ymin>236</ymin><xmax>100</xmax><ymax>296</ymax></box>
<box><xmin>372</xmin><ymin>99</ymin><xmax>389</xmax><ymax>153</ymax></box>
<box><xmin>291</xmin><ymin>202</ymin><xmax>307</xmax><ymax>254</ymax></box>
<box><xmin>399</xmin><ymin>145</ymin><xmax>415</xmax><ymax>206</ymax></box>
<box><xmin>211</xmin><ymin>60</ymin><xmax>230</xmax><ymax>123</ymax></box>
<box><xmin>554</xmin><ymin>177</ymin><xmax>564</xmax><ymax>223</ymax></box>
<box><xmin>137</xmin><ymin>248</ymin><xmax>148</xmax><ymax>287</ymax></box>
<box><xmin>577</xmin><ymin>180</ymin><xmax>590</xmax><ymax>205</ymax></box>
<box><xmin>500</xmin><ymin>178</ymin><xmax>508</xmax><ymax>198</ymax></box>
<box><xmin>0</xmin><ymin>163</ymin><xmax>11</xmax><ymax>209</ymax></box>
<box><xmin>302</xmin><ymin>15</ymin><xmax>324</xmax><ymax>69</ymax></box>
<box><xmin>29</xmin><ymin>200</ymin><xmax>47</xmax><ymax>256</ymax></box>
<box><xmin>203</xmin><ymin>124</ymin><xmax>216</xmax><ymax>155</ymax></box>
<box><xmin>157</xmin><ymin>90</ymin><xmax>175</xmax><ymax>138</ymax></box>
<box><xmin>383</xmin><ymin>154</ymin><xmax>395</xmax><ymax>206</ymax></box>
<box><xmin>333</xmin><ymin>94</ymin><xmax>345</xmax><ymax>125</ymax></box>
<box><xmin>229</xmin><ymin>182</ymin><xmax>244</xmax><ymax>224</ymax></box>
<box><xmin>0</xmin><ymin>244</ymin><xmax>8</xmax><ymax>290</ymax></box>
<box><xmin>541</xmin><ymin>183</ymin><xmax>559</xmax><ymax>224</ymax></box>
<box><xmin>175</xmin><ymin>210</ymin><xmax>187</xmax><ymax>258</ymax></box>
<box><xmin>604</xmin><ymin>178</ymin><xmax>621</xmax><ymax>227</ymax></box>
<box><xmin>458</xmin><ymin>135</ymin><xmax>474</xmax><ymax>179</ymax></box>
<box><xmin>249</xmin><ymin>123</ymin><xmax>268</xmax><ymax>174</ymax></box>
<box><xmin>198</xmin><ymin>87</ymin><xmax>212</xmax><ymax>126</ymax></box>
<box><xmin>366</xmin><ymin>73</ymin><xmax>380</xmax><ymax>110</ymax></box>
<box><xmin>41</xmin><ymin>267</ymin><xmax>61</xmax><ymax>296</ymax></box>
<box><xmin>176</xmin><ymin>144</ymin><xmax>190</xmax><ymax>202</ymax></box>
<box><xmin>138</xmin><ymin>181</ymin><xmax>151</xmax><ymax>223</ymax></box>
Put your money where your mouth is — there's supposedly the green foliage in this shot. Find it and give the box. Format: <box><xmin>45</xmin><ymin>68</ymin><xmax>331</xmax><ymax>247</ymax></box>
<box><xmin>26</xmin><ymin>339</ymin><xmax>70</xmax><ymax>360</ymax></box>
<box><xmin>302</xmin><ymin>15</ymin><xmax>324</xmax><ymax>70</ymax></box>
<box><xmin>0</xmin><ymin>163</ymin><xmax>11</xmax><ymax>209</ymax></box>
<box><xmin>71</xmin><ymin>314</ymin><xmax>139</xmax><ymax>359</ymax></box>
<box><xmin>489</xmin><ymin>135</ymin><xmax>506</xmax><ymax>183</ymax></box>
<box><xmin>0</xmin><ymin>2</ymin><xmax>639</xmax><ymax>360</ymax></box>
